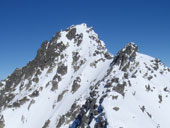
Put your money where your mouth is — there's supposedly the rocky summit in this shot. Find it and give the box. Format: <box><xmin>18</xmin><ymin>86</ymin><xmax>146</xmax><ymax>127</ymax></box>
<box><xmin>0</xmin><ymin>23</ymin><xmax>170</xmax><ymax>128</ymax></box>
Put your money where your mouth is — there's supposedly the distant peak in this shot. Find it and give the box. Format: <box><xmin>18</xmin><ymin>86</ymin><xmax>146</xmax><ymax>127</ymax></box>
<box><xmin>66</xmin><ymin>23</ymin><xmax>89</xmax><ymax>32</ymax></box>
<box><xmin>110</xmin><ymin>42</ymin><xmax>138</xmax><ymax>71</ymax></box>
<box><xmin>122</xmin><ymin>42</ymin><xmax>138</xmax><ymax>53</ymax></box>
<box><xmin>74</xmin><ymin>23</ymin><xmax>88</xmax><ymax>28</ymax></box>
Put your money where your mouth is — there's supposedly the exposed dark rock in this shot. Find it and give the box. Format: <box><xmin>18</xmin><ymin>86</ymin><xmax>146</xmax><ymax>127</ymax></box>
<box><xmin>57</xmin><ymin>90</ymin><xmax>68</xmax><ymax>102</ymax></box>
<box><xmin>128</xmin><ymin>80</ymin><xmax>132</xmax><ymax>87</ymax></box>
<box><xmin>99</xmin><ymin>94</ymin><xmax>107</xmax><ymax>104</ymax></box>
<box><xmin>148</xmin><ymin>76</ymin><xmax>153</xmax><ymax>81</ymax></box>
<box><xmin>74</xmin><ymin>59</ymin><xmax>86</xmax><ymax>72</ymax></box>
<box><xmin>50</xmin><ymin>31</ymin><xmax>61</xmax><ymax>43</ymax></box>
<box><xmin>157</xmin><ymin>124</ymin><xmax>160</xmax><ymax>128</ymax></box>
<box><xmin>0</xmin><ymin>115</ymin><xmax>5</xmax><ymax>128</ymax></box>
<box><xmin>90</xmin><ymin>58</ymin><xmax>105</xmax><ymax>68</ymax></box>
<box><xmin>10</xmin><ymin>96</ymin><xmax>29</xmax><ymax>108</ymax></box>
<box><xmin>168</xmin><ymin>68</ymin><xmax>170</xmax><ymax>72</ymax></box>
<box><xmin>113</xmin><ymin>82</ymin><xmax>126</xmax><ymax>96</ymax></box>
<box><xmin>89</xmin><ymin>35</ymin><xmax>98</xmax><ymax>41</ymax></box>
<box><xmin>72</xmin><ymin>52</ymin><xmax>81</xmax><ymax>72</ymax></box>
<box><xmin>72</xmin><ymin>77</ymin><xmax>81</xmax><ymax>93</ymax></box>
<box><xmin>164</xmin><ymin>87</ymin><xmax>169</xmax><ymax>92</ymax></box>
<box><xmin>28</xmin><ymin>99</ymin><xmax>35</xmax><ymax>110</ymax></box>
<box><xmin>42</xmin><ymin>119</ymin><xmax>50</xmax><ymax>128</ymax></box>
<box><xmin>66</xmin><ymin>28</ymin><xmax>76</xmax><ymax>40</ymax></box>
<box><xmin>53</xmin><ymin>74</ymin><xmax>61</xmax><ymax>81</ymax></box>
<box><xmin>21</xmin><ymin>115</ymin><xmax>25</xmax><ymax>124</ymax></box>
<box><xmin>145</xmin><ymin>85</ymin><xmax>151</xmax><ymax>92</ymax></box>
<box><xmin>57</xmin><ymin>64</ymin><xmax>67</xmax><ymax>76</ymax></box>
<box><xmin>56</xmin><ymin>115</ymin><xmax>65</xmax><ymax>128</ymax></box>
<box><xmin>122</xmin><ymin>62</ymin><xmax>130</xmax><ymax>72</ymax></box>
<box><xmin>124</xmin><ymin>73</ymin><xmax>129</xmax><ymax>79</ymax></box>
<box><xmin>25</xmin><ymin>80</ymin><xmax>32</xmax><ymax>90</ymax></box>
<box><xmin>113</xmin><ymin>107</ymin><xmax>119</xmax><ymax>111</ymax></box>
<box><xmin>152</xmin><ymin>59</ymin><xmax>160</xmax><ymax>71</ymax></box>
<box><xmin>3</xmin><ymin>68</ymin><xmax>23</xmax><ymax>93</ymax></box>
<box><xmin>68</xmin><ymin>76</ymin><xmax>110</xmax><ymax>128</ymax></box>
<box><xmin>19</xmin><ymin>97</ymin><xmax>30</xmax><ymax>106</ymax></box>
<box><xmin>104</xmin><ymin>52</ymin><xmax>113</xmax><ymax>60</ymax></box>
<box><xmin>56</xmin><ymin>103</ymin><xmax>80</xmax><ymax>128</ymax></box>
<box><xmin>12</xmin><ymin>102</ymin><xmax>20</xmax><ymax>108</ymax></box>
<box><xmin>72</xmin><ymin>51</ymin><xmax>87</xmax><ymax>72</ymax></box>
<box><xmin>146</xmin><ymin>112</ymin><xmax>152</xmax><ymax>118</ymax></box>
<box><xmin>140</xmin><ymin>106</ymin><xmax>145</xmax><ymax>112</ymax></box>
<box><xmin>93</xmin><ymin>50</ymin><xmax>105</xmax><ymax>56</ymax></box>
<box><xmin>51</xmin><ymin>81</ymin><xmax>58</xmax><ymax>91</ymax></box>
<box><xmin>29</xmin><ymin>90</ymin><xmax>39</xmax><ymax>98</ymax></box>
<box><xmin>45</xmin><ymin>82</ymin><xmax>50</xmax><ymax>88</ymax></box>
<box><xmin>55</xmin><ymin>42</ymin><xmax>67</xmax><ymax>53</ymax></box>
<box><xmin>158</xmin><ymin>95</ymin><xmax>162</xmax><ymax>103</ymax></box>
<box><xmin>110</xmin><ymin>43</ymin><xmax>138</xmax><ymax>71</ymax></box>
<box><xmin>72</xmin><ymin>52</ymin><xmax>80</xmax><ymax>63</ymax></box>
<box><xmin>160</xmin><ymin>71</ymin><xmax>164</xmax><ymax>74</ymax></box>
<box><xmin>132</xmin><ymin>91</ymin><xmax>136</xmax><ymax>96</ymax></box>
<box><xmin>74</xmin><ymin>33</ymin><xmax>83</xmax><ymax>46</ymax></box>
<box><xmin>140</xmin><ymin>106</ymin><xmax>152</xmax><ymax>118</ymax></box>
<box><xmin>111</xmin><ymin>78</ymin><xmax>119</xmax><ymax>83</ymax></box>
<box><xmin>32</xmin><ymin>77</ymin><xmax>39</xmax><ymax>83</ymax></box>
<box><xmin>112</xmin><ymin>95</ymin><xmax>118</xmax><ymax>100</ymax></box>
<box><xmin>0</xmin><ymin>91</ymin><xmax>15</xmax><ymax>109</ymax></box>
<box><xmin>94</xmin><ymin>113</ymin><xmax>107</xmax><ymax>128</ymax></box>
<box><xmin>104</xmin><ymin>82</ymin><xmax>112</xmax><ymax>88</ymax></box>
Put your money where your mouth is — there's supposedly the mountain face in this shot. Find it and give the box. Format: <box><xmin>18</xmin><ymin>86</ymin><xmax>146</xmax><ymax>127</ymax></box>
<box><xmin>0</xmin><ymin>24</ymin><xmax>170</xmax><ymax>128</ymax></box>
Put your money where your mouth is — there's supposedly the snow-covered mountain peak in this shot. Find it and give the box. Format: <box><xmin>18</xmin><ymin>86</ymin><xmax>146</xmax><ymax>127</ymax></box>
<box><xmin>110</xmin><ymin>42</ymin><xmax>138</xmax><ymax>72</ymax></box>
<box><xmin>0</xmin><ymin>24</ymin><xmax>170</xmax><ymax>128</ymax></box>
<box><xmin>53</xmin><ymin>23</ymin><xmax>100</xmax><ymax>46</ymax></box>
<box><xmin>122</xmin><ymin>42</ymin><xmax>138</xmax><ymax>53</ymax></box>
<box><xmin>45</xmin><ymin>23</ymin><xmax>111</xmax><ymax>64</ymax></box>
<box><xmin>0</xmin><ymin>24</ymin><xmax>113</xmax><ymax>128</ymax></box>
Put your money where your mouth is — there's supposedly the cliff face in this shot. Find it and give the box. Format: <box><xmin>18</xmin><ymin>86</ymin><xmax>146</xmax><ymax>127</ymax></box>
<box><xmin>0</xmin><ymin>24</ymin><xmax>170</xmax><ymax>128</ymax></box>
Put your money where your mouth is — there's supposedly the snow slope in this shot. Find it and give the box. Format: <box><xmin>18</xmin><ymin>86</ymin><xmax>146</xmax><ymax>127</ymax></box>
<box><xmin>0</xmin><ymin>24</ymin><xmax>170</xmax><ymax>128</ymax></box>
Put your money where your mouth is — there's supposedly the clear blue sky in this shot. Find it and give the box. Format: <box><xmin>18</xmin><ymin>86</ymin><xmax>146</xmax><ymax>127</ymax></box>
<box><xmin>0</xmin><ymin>0</ymin><xmax>170</xmax><ymax>80</ymax></box>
